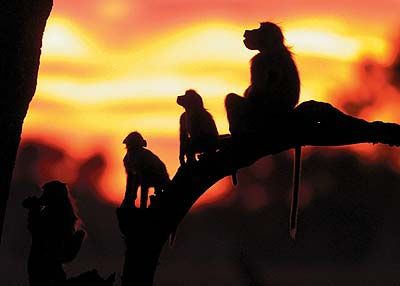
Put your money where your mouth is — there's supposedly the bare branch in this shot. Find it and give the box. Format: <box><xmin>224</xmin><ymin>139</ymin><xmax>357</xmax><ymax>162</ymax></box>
<box><xmin>118</xmin><ymin>100</ymin><xmax>400</xmax><ymax>285</ymax></box>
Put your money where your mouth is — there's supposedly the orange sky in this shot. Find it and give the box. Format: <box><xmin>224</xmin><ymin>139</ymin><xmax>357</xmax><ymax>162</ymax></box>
<box><xmin>21</xmin><ymin>0</ymin><xmax>400</xmax><ymax>205</ymax></box>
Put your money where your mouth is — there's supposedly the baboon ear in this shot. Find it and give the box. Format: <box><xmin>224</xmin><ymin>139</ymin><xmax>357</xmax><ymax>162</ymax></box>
<box><xmin>143</xmin><ymin>140</ymin><xmax>147</xmax><ymax>147</ymax></box>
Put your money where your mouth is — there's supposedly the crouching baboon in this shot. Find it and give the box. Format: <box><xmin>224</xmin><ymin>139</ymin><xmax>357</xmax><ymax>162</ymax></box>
<box><xmin>225</xmin><ymin>22</ymin><xmax>301</xmax><ymax>238</ymax></box>
<box><xmin>23</xmin><ymin>181</ymin><xmax>85</xmax><ymax>286</ymax></box>
<box><xmin>177</xmin><ymin>89</ymin><xmax>219</xmax><ymax>164</ymax></box>
<box><xmin>122</xmin><ymin>131</ymin><xmax>170</xmax><ymax>209</ymax></box>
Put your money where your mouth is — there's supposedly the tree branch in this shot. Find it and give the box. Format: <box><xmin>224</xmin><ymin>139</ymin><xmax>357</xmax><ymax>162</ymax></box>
<box><xmin>117</xmin><ymin>100</ymin><xmax>400</xmax><ymax>286</ymax></box>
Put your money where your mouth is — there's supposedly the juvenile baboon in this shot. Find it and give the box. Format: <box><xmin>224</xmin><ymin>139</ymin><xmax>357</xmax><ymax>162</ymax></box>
<box><xmin>122</xmin><ymin>132</ymin><xmax>170</xmax><ymax>209</ymax></box>
<box><xmin>225</xmin><ymin>22</ymin><xmax>301</xmax><ymax>238</ymax></box>
<box><xmin>177</xmin><ymin>89</ymin><xmax>219</xmax><ymax>164</ymax></box>
<box><xmin>23</xmin><ymin>181</ymin><xmax>85</xmax><ymax>286</ymax></box>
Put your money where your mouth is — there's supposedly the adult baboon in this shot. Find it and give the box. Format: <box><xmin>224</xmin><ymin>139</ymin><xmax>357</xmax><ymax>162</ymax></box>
<box><xmin>225</xmin><ymin>21</ymin><xmax>300</xmax><ymax>134</ymax></box>
<box><xmin>225</xmin><ymin>22</ymin><xmax>301</xmax><ymax>238</ymax></box>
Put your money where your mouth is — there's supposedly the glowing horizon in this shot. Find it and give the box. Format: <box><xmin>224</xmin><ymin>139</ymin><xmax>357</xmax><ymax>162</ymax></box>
<box><xmin>22</xmin><ymin>2</ymin><xmax>400</xmax><ymax>205</ymax></box>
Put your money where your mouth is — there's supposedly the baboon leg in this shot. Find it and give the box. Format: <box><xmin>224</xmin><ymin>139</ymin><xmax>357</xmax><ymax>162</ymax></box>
<box><xmin>225</xmin><ymin>93</ymin><xmax>250</xmax><ymax>135</ymax></box>
<box><xmin>126</xmin><ymin>189</ymin><xmax>138</xmax><ymax>205</ymax></box>
<box><xmin>186</xmin><ymin>143</ymin><xmax>197</xmax><ymax>163</ymax></box>
<box><xmin>122</xmin><ymin>176</ymin><xmax>138</xmax><ymax>208</ymax></box>
<box><xmin>154</xmin><ymin>187</ymin><xmax>162</xmax><ymax>197</ymax></box>
<box><xmin>140</xmin><ymin>186</ymin><xmax>149</xmax><ymax>209</ymax></box>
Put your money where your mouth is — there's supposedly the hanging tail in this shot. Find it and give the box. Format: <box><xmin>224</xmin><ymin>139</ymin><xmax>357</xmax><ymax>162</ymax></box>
<box><xmin>169</xmin><ymin>226</ymin><xmax>178</xmax><ymax>247</ymax></box>
<box><xmin>290</xmin><ymin>146</ymin><xmax>302</xmax><ymax>240</ymax></box>
<box><xmin>232</xmin><ymin>170</ymin><xmax>238</xmax><ymax>186</ymax></box>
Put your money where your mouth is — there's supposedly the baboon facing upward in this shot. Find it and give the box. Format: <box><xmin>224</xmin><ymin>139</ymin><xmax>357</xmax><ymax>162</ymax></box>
<box><xmin>177</xmin><ymin>89</ymin><xmax>219</xmax><ymax>164</ymax></box>
<box><xmin>122</xmin><ymin>132</ymin><xmax>170</xmax><ymax>209</ymax></box>
<box><xmin>225</xmin><ymin>22</ymin><xmax>301</xmax><ymax>238</ymax></box>
<box><xmin>225</xmin><ymin>22</ymin><xmax>300</xmax><ymax>134</ymax></box>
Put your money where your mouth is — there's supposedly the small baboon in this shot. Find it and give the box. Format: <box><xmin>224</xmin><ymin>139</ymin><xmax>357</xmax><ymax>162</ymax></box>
<box><xmin>225</xmin><ymin>22</ymin><xmax>301</xmax><ymax>238</ymax></box>
<box><xmin>122</xmin><ymin>131</ymin><xmax>170</xmax><ymax>209</ymax></box>
<box><xmin>177</xmin><ymin>89</ymin><xmax>219</xmax><ymax>164</ymax></box>
<box><xmin>23</xmin><ymin>181</ymin><xmax>85</xmax><ymax>286</ymax></box>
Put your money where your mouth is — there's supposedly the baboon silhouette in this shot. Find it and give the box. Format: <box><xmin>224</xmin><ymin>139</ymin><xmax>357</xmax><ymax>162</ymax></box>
<box><xmin>224</xmin><ymin>22</ymin><xmax>301</xmax><ymax>238</ymax></box>
<box><xmin>122</xmin><ymin>131</ymin><xmax>170</xmax><ymax>208</ymax></box>
<box><xmin>177</xmin><ymin>89</ymin><xmax>219</xmax><ymax>164</ymax></box>
<box><xmin>23</xmin><ymin>181</ymin><xmax>85</xmax><ymax>286</ymax></box>
<box><xmin>225</xmin><ymin>22</ymin><xmax>300</xmax><ymax>134</ymax></box>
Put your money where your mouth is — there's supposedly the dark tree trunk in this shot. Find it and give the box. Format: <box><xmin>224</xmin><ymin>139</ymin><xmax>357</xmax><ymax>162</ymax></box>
<box><xmin>0</xmin><ymin>0</ymin><xmax>53</xmax><ymax>243</ymax></box>
<box><xmin>117</xmin><ymin>100</ymin><xmax>400</xmax><ymax>286</ymax></box>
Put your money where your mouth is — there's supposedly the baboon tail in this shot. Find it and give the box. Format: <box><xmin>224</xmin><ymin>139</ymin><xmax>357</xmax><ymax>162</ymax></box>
<box><xmin>290</xmin><ymin>146</ymin><xmax>302</xmax><ymax>240</ymax></box>
<box><xmin>169</xmin><ymin>228</ymin><xmax>177</xmax><ymax>247</ymax></box>
<box><xmin>231</xmin><ymin>171</ymin><xmax>238</xmax><ymax>186</ymax></box>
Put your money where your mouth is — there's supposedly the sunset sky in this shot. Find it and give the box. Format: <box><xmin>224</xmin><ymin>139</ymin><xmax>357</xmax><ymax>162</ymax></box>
<box><xmin>21</xmin><ymin>0</ymin><xmax>400</xmax><ymax>205</ymax></box>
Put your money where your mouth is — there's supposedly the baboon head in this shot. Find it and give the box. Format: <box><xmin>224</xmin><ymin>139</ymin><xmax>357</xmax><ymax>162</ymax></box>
<box><xmin>41</xmin><ymin>180</ymin><xmax>69</xmax><ymax>206</ymax></box>
<box><xmin>123</xmin><ymin>131</ymin><xmax>147</xmax><ymax>149</ymax></box>
<box><xmin>243</xmin><ymin>22</ymin><xmax>284</xmax><ymax>51</ymax></box>
<box><xmin>177</xmin><ymin>89</ymin><xmax>204</xmax><ymax>111</ymax></box>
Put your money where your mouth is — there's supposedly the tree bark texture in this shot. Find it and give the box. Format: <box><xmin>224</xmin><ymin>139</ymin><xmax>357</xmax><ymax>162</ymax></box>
<box><xmin>0</xmin><ymin>0</ymin><xmax>53</xmax><ymax>243</ymax></box>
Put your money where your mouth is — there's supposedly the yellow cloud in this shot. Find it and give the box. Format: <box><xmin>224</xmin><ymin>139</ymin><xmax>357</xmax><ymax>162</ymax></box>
<box><xmin>42</xmin><ymin>17</ymin><xmax>94</xmax><ymax>60</ymax></box>
<box><xmin>27</xmin><ymin>16</ymin><xmax>396</xmax><ymax>205</ymax></box>
<box><xmin>284</xmin><ymin>18</ymin><xmax>390</xmax><ymax>62</ymax></box>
